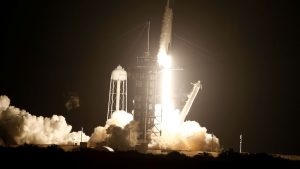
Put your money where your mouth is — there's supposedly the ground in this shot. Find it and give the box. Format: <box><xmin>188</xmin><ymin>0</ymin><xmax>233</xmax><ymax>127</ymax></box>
<box><xmin>0</xmin><ymin>145</ymin><xmax>299</xmax><ymax>168</ymax></box>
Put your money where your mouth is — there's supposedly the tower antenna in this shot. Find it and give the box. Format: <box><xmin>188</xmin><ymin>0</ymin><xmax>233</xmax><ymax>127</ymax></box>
<box><xmin>146</xmin><ymin>21</ymin><xmax>150</xmax><ymax>56</ymax></box>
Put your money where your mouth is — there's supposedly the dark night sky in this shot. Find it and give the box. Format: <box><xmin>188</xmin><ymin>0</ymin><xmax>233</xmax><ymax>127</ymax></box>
<box><xmin>1</xmin><ymin>0</ymin><xmax>299</xmax><ymax>154</ymax></box>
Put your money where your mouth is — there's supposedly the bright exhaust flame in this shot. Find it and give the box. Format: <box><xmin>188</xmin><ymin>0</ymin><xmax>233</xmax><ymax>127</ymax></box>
<box><xmin>158</xmin><ymin>51</ymin><xmax>178</xmax><ymax>133</ymax></box>
<box><xmin>151</xmin><ymin>1</ymin><xmax>220</xmax><ymax>151</ymax></box>
<box><xmin>155</xmin><ymin>50</ymin><xmax>220</xmax><ymax>151</ymax></box>
<box><xmin>153</xmin><ymin>53</ymin><xmax>221</xmax><ymax>151</ymax></box>
<box><xmin>158</xmin><ymin>51</ymin><xmax>173</xmax><ymax>113</ymax></box>
<box><xmin>158</xmin><ymin>50</ymin><xmax>172</xmax><ymax>68</ymax></box>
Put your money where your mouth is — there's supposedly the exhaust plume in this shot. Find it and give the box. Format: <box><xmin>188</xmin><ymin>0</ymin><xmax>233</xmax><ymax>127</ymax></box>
<box><xmin>158</xmin><ymin>1</ymin><xmax>173</xmax><ymax>63</ymax></box>
<box><xmin>0</xmin><ymin>95</ymin><xmax>89</xmax><ymax>145</ymax></box>
<box><xmin>153</xmin><ymin>1</ymin><xmax>221</xmax><ymax>151</ymax></box>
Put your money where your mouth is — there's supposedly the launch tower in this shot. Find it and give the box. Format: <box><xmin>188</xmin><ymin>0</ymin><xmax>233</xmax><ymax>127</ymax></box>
<box><xmin>134</xmin><ymin>22</ymin><xmax>161</xmax><ymax>145</ymax></box>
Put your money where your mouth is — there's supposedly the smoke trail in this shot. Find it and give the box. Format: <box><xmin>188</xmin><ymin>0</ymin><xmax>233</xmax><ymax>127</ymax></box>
<box><xmin>0</xmin><ymin>95</ymin><xmax>89</xmax><ymax>145</ymax></box>
<box><xmin>158</xmin><ymin>2</ymin><xmax>173</xmax><ymax>61</ymax></box>
<box><xmin>65</xmin><ymin>94</ymin><xmax>80</xmax><ymax>111</ymax></box>
<box><xmin>88</xmin><ymin>111</ymin><xmax>138</xmax><ymax>150</ymax></box>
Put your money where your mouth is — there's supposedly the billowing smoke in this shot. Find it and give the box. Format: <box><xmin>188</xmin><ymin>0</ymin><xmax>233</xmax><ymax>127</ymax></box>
<box><xmin>149</xmin><ymin>93</ymin><xmax>220</xmax><ymax>151</ymax></box>
<box><xmin>0</xmin><ymin>95</ymin><xmax>89</xmax><ymax>145</ymax></box>
<box><xmin>65</xmin><ymin>94</ymin><xmax>80</xmax><ymax>111</ymax></box>
<box><xmin>88</xmin><ymin>111</ymin><xmax>138</xmax><ymax>150</ymax></box>
<box><xmin>150</xmin><ymin>119</ymin><xmax>220</xmax><ymax>151</ymax></box>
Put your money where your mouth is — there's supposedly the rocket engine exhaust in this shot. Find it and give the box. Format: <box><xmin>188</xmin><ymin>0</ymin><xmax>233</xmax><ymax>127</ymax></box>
<box><xmin>150</xmin><ymin>0</ymin><xmax>220</xmax><ymax>151</ymax></box>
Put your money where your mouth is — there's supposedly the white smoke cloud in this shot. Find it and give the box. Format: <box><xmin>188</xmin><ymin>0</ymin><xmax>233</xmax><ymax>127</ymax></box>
<box><xmin>88</xmin><ymin>110</ymin><xmax>138</xmax><ymax>150</ymax></box>
<box><xmin>0</xmin><ymin>95</ymin><xmax>10</xmax><ymax>112</ymax></box>
<box><xmin>88</xmin><ymin>126</ymin><xmax>107</xmax><ymax>145</ymax></box>
<box><xmin>0</xmin><ymin>94</ymin><xmax>219</xmax><ymax>152</ymax></box>
<box><xmin>106</xmin><ymin>111</ymin><xmax>133</xmax><ymax>128</ymax></box>
<box><xmin>0</xmin><ymin>95</ymin><xmax>89</xmax><ymax>145</ymax></box>
<box><xmin>150</xmin><ymin>119</ymin><xmax>220</xmax><ymax>151</ymax></box>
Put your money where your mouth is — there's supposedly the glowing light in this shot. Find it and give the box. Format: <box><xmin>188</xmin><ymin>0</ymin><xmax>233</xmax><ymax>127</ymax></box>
<box><xmin>157</xmin><ymin>50</ymin><xmax>175</xmax><ymax>127</ymax></box>
<box><xmin>158</xmin><ymin>50</ymin><xmax>172</xmax><ymax>68</ymax></box>
<box><xmin>153</xmin><ymin>48</ymin><xmax>220</xmax><ymax>151</ymax></box>
<box><xmin>151</xmin><ymin>1</ymin><xmax>220</xmax><ymax>151</ymax></box>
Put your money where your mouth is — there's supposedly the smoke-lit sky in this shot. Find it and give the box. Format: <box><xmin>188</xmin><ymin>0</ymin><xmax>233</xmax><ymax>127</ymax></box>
<box><xmin>1</xmin><ymin>0</ymin><xmax>299</xmax><ymax>154</ymax></box>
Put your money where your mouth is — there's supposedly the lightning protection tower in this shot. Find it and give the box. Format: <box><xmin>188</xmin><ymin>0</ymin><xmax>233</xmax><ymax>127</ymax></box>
<box><xmin>107</xmin><ymin>65</ymin><xmax>127</xmax><ymax>120</ymax></box>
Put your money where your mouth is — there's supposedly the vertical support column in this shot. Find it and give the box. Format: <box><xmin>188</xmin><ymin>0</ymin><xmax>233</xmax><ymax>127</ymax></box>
<box><xmin>125</xmin><ymin>80</ymin><xmax>127</xmax><ymax>112</ymax></box>
<box><xmin>107</xmin><ymin>80</ymin><xmax>112</xmax><ymax>120</ymax></box>
<box><xmin>111</xmin><ymin>81</ymin><xmax>115</xmax><ymax>116</ymax></box>
<box><xmin>122</xmin><ymin>80</ymin><xmax>125</xmax><ymax>111</ymax></box>
<box><xmin>116</xmin><ymin>80</ymin><xmax>120</xmax><ymax>111</ymax></box>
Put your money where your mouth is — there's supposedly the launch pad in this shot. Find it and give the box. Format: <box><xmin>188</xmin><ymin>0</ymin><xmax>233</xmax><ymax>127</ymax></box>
<box><xmin>103</xmin><ymin>0</ymin><xmax>217</xmax><ymax>152</ymax></box>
